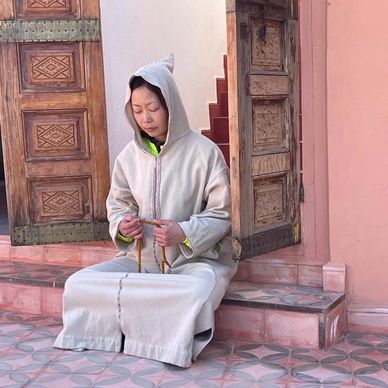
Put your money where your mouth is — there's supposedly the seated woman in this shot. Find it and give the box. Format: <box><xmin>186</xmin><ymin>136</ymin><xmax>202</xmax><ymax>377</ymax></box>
<box><xmin>54</xmin><ymin>54</ymin><xmax>237</xmax><ymax>368</ymax></box>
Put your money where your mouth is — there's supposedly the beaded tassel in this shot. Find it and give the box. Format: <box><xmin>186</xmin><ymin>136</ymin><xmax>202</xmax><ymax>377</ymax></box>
<box><xmin>137</xmin><ymin>219</ymin><xmax>170</xmax><ymax>273</ymax></box>
<box><xmin>136</xmin><ymin>238</ymin><xmax>142</xmax><ymax>273</ymax></box>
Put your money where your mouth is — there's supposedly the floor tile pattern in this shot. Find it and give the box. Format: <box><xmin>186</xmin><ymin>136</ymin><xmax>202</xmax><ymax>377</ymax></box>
<box><xmin>225</xmin><ymin>281</ymin><xmax>345</xmax><ymax>313</ymax></box>
<box><xmin>0</xmin><ymin>311</ymin><xmax>387</xmax><ymax>387</ymax></box>
<box><xmin>0</xmin><ymin>261</ymin><xmax>81</xmax><ymax>288</ymax></box>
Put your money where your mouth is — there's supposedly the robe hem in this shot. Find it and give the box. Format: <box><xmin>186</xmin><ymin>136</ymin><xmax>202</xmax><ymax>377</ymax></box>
<box><xmin>53</xmin><ymin>334</ymin><xmax>122</xmax><ymax>353</ymax></box>
<box><xmin>124</xmin><ymin>339</ymin><xmax>192</xmax><ymax>368</ymax></box>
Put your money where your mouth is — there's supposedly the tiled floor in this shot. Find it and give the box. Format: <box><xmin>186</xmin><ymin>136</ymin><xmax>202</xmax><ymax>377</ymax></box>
<box><xmin>0</xmin><ymin>311</ymin><xmax>387</xmax><ymax>387</ymax></box>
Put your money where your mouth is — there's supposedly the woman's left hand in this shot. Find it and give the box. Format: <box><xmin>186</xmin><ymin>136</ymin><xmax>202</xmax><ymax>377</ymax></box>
<box><xmin>153</xmin><ymin>219</ymin><xmax>186</xmax><ymax>247</ymax></box>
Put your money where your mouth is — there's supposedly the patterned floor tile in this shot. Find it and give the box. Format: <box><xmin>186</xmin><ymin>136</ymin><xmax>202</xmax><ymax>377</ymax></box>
<box><xmin>226</xmin><ymin>358</ymin><xmax>289</xmax><ymax>384</ymax></box>
<box><xmin>1</xmin><ymin>312</ymin><xmax>388</xmax><ymax>386</ymax></box>
<box><xmin>0</xmin><ymin>352</ymin><xmax>55</xmax><ymax>375</ymax></box>
<box><xmin>290</xmin><ymin>347</ymin><xmax>350</xmax><ymax>363</ymax></box>
<box><xmin>231</xmin><ymin>342</ymin><xmax>290</xmax><ymax>365</ymax></box>
<box><xmin>225</xmin><ymin>282</ymin><xmax>343</xmax><ymax>312</ymax></box>
<box><xmin>196</xmin><ymin>339</ymin><xmax>234</xmax><ymax>361</ymax></box>
<box><xmin>289</xmin><ymin>362</ymin><xmax>355</xmax><ymax>385</ymax></box>
<box><xmin>0</xmin><ymin>371</ymin><xmax>37</xmax><ymax>387</ymax></box>
<box><xmin>160</xmin><ymin>378</ymin><xmax>224</xmax><ymax>387</ymax></box>
<box><xmin>96</xmin><ymin>372</ymin><xmax>166</xmax><ymax>387</ymax></box>
<box><xmin>47</xmin><ymin>351</ymin><xmax>116</xmax><ymax>375</ymax></box>
<box><xmin>351</xmin><ymin>359</ymin><xmax>388</xmax><ymax>387</ymax></box>
<box><xmin>163</xmin><ymin>359</ymin><xmax>227</xmax><ymax>385</ymax></box>
<box><xmin>28</xmin><ymin>372</ymin><xmax>99</xmax><ymax>387</ymax></box>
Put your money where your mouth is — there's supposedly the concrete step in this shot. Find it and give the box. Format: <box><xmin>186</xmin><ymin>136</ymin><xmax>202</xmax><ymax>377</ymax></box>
<box><xmin>0</xmin><ymin>260</ymin><xmax>346</xmax><ymax>351</ymax></box>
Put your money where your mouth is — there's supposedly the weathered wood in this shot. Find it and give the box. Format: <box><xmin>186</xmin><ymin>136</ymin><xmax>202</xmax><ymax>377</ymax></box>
<box><xmin>227</xmin><ymin>0</ymin><xmax>300</xmax><ymax>259</ymax></box>
<box><xmin>251</xmin><ymin>152</ymin><xmax>290</xmax><ymax>176</ymax></box>
<box><xmin>250</xmin><ymin>75</ymin><xmax>289</xmax><ymax>96</ymax></box>
<box><xmin>0</xmin><ymin>0</ymin><xmax>110</xmax><ymax>246</ymax></box>
<box><xmin>227</xmin><ymin>10</ymin><xmax>252</xmax><ymax>239</ymax></box>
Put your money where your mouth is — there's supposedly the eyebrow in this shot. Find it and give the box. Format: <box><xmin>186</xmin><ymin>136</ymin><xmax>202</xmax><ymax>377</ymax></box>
<box><xmin>131</xmin><ymin>101</ymin><xmax>159</xmax><ymax>107</ymax></box>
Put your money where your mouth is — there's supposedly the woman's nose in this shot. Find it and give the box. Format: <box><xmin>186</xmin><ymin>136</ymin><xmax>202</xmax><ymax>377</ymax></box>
<box><xmin>143</xmin><ymin>111</ymin><xmax>152</xmax><ymax>123</ymax></box>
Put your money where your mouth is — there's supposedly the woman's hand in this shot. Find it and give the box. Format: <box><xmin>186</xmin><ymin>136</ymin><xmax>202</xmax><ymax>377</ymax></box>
<box><xmin>119</xmin><ymin>216</ymin><xmax>143</xmax><ymax>240</ymax></box>
<box><xmin>153</xmin><ymin>219</ymin><xmax>186</xmax><ymax>247</ymax></box>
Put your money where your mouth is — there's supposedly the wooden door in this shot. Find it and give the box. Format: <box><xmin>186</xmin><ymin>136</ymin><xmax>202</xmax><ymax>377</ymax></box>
<box><xmin>227</xmin><ymin>0</ymin><xmax>300</xmax><ymax>259</ymax></box>
<box><xmin>0</xmin><ymin>0</ymin><xmax>110</xmax><ymax>245</ymax></box>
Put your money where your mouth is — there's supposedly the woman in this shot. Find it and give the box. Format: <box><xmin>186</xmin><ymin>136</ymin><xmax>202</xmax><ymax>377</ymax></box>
<box><xmin>54</xmin><ymin>54</ymin><xmax>237</xmax><ymax>368</ymax></box>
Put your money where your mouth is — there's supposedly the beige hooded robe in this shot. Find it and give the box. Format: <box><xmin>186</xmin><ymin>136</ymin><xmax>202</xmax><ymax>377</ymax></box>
<box><xmin>54</xmin><ymin>54</ymin><xmax>237</xmax><ymax>367</ymax></box>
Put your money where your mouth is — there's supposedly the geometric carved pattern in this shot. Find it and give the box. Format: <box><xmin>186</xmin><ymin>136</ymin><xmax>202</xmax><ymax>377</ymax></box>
<box><xmin>42</xmin><ymin>190</ymin><xmax>81</xmax><ymax>215</ymax></box>
<box><xmin>31</xmin><ymin>55</ymin><xmax>72</xmax><ymax>80</ymax></box>
<box><xmin>30</xmin><ymin>178</ymin><xmax>91</xmax><ymax>223</ymax></box>
<box><xmin>37</xmin><ymin>124</ymin><xmax>76</xmax><ymax>147</ymax></box>
<box><xmin>19</xmin><ymin>43</ymin><xmax>83</xmax><ymax>92</ymax></box>
<box><xmin>252</xmin><ymin>100</ymin><xmax>288</xmax><ymax>153</ymax></box>
<box><xmin>251</xmin><ymin>19</ymin><xmax>284</xmax><ymax>71</ymax></box>
<box><xmin>23</xmin><ymin>110</ymin><xmax>87</xmax><ymax>160</ymax></box>
<box><xmin>28</xmin><ymin>0</ymin><xmax>67</xmax><ymax>7</ymax></box>
<box><xmin>16</xmin><ymin>0</ymin><xmax>77</xmax><ymax>18</ymax></box>
<box><xmin>253</xmin><ymin>177</ymin><xmax>286</xmax><ymax>228</ymax></box>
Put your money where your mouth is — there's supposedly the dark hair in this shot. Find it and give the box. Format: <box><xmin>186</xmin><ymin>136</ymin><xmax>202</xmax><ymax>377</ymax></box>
<box><xmin>130</xmin><ymin>76</ymin><xmax>168</xmax><ymax>111</ymax></box>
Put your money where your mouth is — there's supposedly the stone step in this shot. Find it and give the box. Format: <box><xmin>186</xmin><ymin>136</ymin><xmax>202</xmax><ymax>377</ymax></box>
<box><xmin>0</xmin><ymin>260</ymin><xmax>346</xmax><ymax>351</ymax></box>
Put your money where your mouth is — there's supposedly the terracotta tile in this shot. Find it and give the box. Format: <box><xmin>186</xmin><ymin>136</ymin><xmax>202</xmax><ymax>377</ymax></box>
<box><xmin>325</xmin><ymin>301</ymin><xmax>347</xmax><ymax>348</ymax></box>
<box><xmin>9</xmin><ymin>245</ymin><xmax>46</xmax><ymax>264</ymax></box>
<box><xmin>41</xmin><ymin>287</ymin><xmax>63</xmax><ymax>318</ymax></box>
<box><xmin>297</xmin><ymin>264</ymin><xmax>323</xmax><ymax>287</ymax></box>
<box><xmin>264</xmin><ymin>310</ymin><xmax>319</xmax><ymax>348</ymax></box>
<box><xmin>348</xmin><ymin>311</ymin><xmax>388</xmax><ymax>335</ymax></box>
<box><xmin>215</xmin><ymin>305</ymin><xmax>264</xmax><ymax>342</ymax></box>
<box><xmin>244</xmin><ymin>260</ymin><xmax>298</xmax><ymax>284</ymax></box>
<box><xmin>0</xmin><ymin>243</ymin><xmax>10</xmax><ymax>261</ymax></box>
<box><xmin>81</xmin><ymin>248</ymin><xmax>116</xmax><ymax>267</ymax></box>
<box><xmin>323</xmin><ymin>262</ymin><xmax>346</xmax><ymax>292</ymax></box>
<box><xmin>1</xmin><ymin>283</ymin><xmax>42</xmax><ymax>315</ymax></box>
<box><xmin>41</xmin><ymin>245</ymin><xmax>82</xmax><ymax>266</ymax></box>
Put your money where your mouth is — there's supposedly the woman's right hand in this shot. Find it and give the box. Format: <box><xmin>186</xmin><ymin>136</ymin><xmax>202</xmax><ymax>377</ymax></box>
<box><xmin>119</xmin><ymin>216</ymin><xmax>143</xmax><ymax>240</ymax></box>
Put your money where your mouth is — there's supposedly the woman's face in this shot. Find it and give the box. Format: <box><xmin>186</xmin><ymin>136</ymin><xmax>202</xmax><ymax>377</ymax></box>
<box><xmin>131</xmin><ymin>85</ymin><xmax>168</xmax><ymax>142</ymax></box>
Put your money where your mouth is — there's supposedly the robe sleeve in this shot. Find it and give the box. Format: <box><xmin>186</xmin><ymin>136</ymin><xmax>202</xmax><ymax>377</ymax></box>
<box><xmin>106</xmin><ymin>157</ymin><xmax>139</xmax><ymax>251</ymax></box>
<box><xmin>178</xmin><ymin>165</ymin><xmax>231</xmax><ymax>259</ymax></box>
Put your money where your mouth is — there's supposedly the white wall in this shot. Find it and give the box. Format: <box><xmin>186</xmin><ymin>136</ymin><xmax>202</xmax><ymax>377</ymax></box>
<box><xmin>100</xmin><ymin>0</ymin><xmax>227</xmax><ymax>168</ymax></box>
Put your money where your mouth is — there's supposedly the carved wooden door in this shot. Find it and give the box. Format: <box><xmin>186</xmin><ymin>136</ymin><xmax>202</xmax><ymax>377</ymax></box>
<box><xmin>0</xmin><ymin>0</ymin><xmax>110</xmax><ymax>245</ymax></box>
<box><xmin>227</xmin><ymin>0</ymin><xmax>300</xmax><ymax>259</ymax></box>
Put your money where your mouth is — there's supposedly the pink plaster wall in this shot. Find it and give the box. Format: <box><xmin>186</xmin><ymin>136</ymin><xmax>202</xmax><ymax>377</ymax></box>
<box><xmin>327</xmin><ymin>1</ymin><xmax>388</xmax><ymax>306</ymax></box>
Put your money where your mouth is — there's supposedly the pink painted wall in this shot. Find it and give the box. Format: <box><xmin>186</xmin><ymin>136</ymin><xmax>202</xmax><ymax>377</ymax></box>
<box><xmin>327</xmin><ymin>1</ymin><xmax>388</xmax><ymax>306</ymax></box>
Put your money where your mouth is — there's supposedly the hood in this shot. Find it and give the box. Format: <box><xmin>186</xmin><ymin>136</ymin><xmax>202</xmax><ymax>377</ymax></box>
<box><xmin>124</xmin><ymin>53</ymin><xmax>191</xmax><ymax>151</ymax></box>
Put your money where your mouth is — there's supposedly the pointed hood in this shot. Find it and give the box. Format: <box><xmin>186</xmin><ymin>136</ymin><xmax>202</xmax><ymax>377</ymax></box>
<box><xmin>124</xmin><ymin>53</ymin><xmax>191</xmax><ymax>151</ymax></box>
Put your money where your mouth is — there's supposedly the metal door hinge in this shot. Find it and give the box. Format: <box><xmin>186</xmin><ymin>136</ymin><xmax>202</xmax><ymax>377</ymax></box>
<box><xmin>0</xmin><ymin>19</ymin><xmax>100</xmax><ymax>43</ymax></box>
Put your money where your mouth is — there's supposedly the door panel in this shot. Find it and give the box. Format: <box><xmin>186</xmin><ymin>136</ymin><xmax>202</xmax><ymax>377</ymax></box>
<box><xmin>227</xmin><ymin>0</ymin><xmax>300</xmax><ymax>259</ymax></box>
<box><xmin>0</xmin><ymin>0</ymin><xmax>110</xmax><ymax>245</ymax></box>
